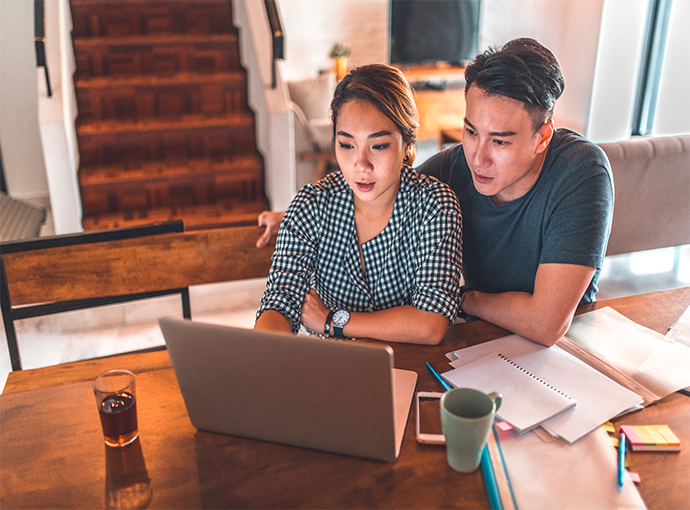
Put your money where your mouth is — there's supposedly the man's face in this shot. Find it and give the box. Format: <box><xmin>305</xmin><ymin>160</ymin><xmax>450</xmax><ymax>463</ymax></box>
<box><xmin>462</xmin><ymin>85</ymin><xmax>554</xmax><ymax>205</ymax></box>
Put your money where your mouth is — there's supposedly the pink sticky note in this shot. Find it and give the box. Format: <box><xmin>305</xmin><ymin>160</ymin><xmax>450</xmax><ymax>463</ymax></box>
<box><xmin>496</xmin><ymin>421</ymin><xmax>513</xmax><ymax>431</ymax></box>
<box><xmin>628</xmin><ymin>472</ymin><xmax>641</xmax><ymax>484</ymax></box>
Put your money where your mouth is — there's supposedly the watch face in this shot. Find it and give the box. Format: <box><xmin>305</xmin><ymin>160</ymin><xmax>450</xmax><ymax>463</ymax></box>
<box><xmin>333</xmin><ymin>310</ymin><xmax>350</xmax><ymax>326</ymax></box>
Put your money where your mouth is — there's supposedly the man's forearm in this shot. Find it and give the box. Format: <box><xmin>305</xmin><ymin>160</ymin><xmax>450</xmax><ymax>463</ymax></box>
<box><xmin>461</xmin><ymin>264</ymin><xmax>596</xmax><ymax>347</ymax></box>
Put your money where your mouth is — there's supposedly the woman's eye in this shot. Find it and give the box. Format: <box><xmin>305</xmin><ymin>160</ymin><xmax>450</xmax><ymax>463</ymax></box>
<box><xmin>372</xmin><ymin>143</ymin><xmax>390</xmax><ymax>150</ymax></box>
<box><xmin>494</xmin><ymin>139</ymin><xmax>508</xmax><ymax>146</ymax></box>
<box><xmin>465</xmin><ymin>127</ymin><xmax>476</xmax><ymax>136</ymax></box>
<box><xmin>338</xmin><ymin>142</ymin><xmax>353</xmax><ymax>149</ymax></box>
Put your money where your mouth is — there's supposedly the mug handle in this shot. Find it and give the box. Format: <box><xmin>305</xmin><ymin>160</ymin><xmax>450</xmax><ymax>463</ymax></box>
<box><xmin>487</xmin><ymin>392</ymin><xmax>502</xmax><ymax>412</ymax></box>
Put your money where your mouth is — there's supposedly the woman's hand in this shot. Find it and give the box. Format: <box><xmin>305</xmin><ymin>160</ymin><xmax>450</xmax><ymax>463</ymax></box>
<box><xmin>256</xmin><ymin>210</ymin><xmax>285</xmax><ymax>248</ymax></box>
<box><xmin>300</xmin><ymin>289</ymin><xmax>331</xmax><ymax>336</ymax></box>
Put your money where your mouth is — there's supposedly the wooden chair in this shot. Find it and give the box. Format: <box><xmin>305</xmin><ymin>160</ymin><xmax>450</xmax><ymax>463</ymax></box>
<box><xmin>1</xmin><ymin>222</ymin><xmax>275</xmax><ymax>371</ymax></box>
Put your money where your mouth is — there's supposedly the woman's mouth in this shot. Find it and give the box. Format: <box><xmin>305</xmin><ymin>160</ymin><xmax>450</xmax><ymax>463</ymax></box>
<box><xmin>356</xmin><ymin>182</ymin><xmax>375</xmax><ymax>192</ymax></box>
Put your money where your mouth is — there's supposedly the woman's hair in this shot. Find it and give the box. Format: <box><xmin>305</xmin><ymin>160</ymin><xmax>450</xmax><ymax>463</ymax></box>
<box><xmin>331</xmin><ymin>64</ymin><xmax>419</xmax><ymax>165</ymax></box>
<box><xmin>464</xmin><ymin>38</ymin><xmax>565</xmax><ymax>132</ymax></box>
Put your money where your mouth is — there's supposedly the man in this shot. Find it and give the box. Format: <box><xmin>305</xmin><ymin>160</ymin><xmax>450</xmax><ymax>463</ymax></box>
<box><xmin>257</xmin><ymin>38</ymin><xmax>613</xmax><ymax>347</ymax></box>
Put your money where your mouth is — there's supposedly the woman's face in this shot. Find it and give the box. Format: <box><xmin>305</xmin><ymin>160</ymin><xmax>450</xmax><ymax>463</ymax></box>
<box><xmin>335</xmin><ymin>100</ymin><xmax>409</xmax><ymax>210</ymax></box>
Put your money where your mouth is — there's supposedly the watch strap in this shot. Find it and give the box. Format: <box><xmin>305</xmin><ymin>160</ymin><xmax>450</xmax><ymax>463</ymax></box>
<box><xmin>334</xmin><ymin>324</ymin><xmax>346</xmax><ymax>339</ymax></box>
<box><xmin>457</xmin><ymin>286</ymin><xmax>471</xmax><ymax>320</ymax></box>
<box><xmin>324</xmin><ymin>310</ymin><xmax>335</xmax><ymax>337</ymax></box>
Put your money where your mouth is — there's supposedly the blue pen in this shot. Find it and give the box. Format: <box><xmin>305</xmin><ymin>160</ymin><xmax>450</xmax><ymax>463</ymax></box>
<box><xmin>426</xmin><ymin>362</ymin><xmax>453</xmax><ymax>391</ymax></box>
<box><xmin>618</xmin><ymin>431</ymin><xmax>627</xmax><ymax>489</ymax></box>
<box><xmin>481</xmin><ymin>444</ymin><xmax>503</xmax><ymax>510</ymax></box>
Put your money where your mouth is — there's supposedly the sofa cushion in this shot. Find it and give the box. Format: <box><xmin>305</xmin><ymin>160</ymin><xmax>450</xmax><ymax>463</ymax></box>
<box><xmin>599</xmin><ymin>134</ymin><xmax>690</xmax><ymax>256</ymax></box>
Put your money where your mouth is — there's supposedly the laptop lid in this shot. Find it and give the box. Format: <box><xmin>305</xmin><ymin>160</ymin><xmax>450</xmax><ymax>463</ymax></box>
<box><xmin>159</xmin><ymin>317</ymin><xmax>417</xmax><ymax>462</ymax></box>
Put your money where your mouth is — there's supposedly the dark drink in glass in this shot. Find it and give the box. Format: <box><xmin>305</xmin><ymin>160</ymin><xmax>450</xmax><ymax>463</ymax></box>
<box><xmin>99</xmin><ymin>391</ymin><xmax>138</xmax><ymax>447</ymax></box>
<box><xmin>93</xmin><ymin>370</ymin><xmax>139</xmax><ymax>447</ymax></box>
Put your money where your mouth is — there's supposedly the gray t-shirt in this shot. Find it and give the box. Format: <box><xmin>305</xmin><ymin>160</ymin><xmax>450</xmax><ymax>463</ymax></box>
<box><xmin>418</xmin><ymin>129</ymin><xmax>614</xmax><ymax>303</ymax></box>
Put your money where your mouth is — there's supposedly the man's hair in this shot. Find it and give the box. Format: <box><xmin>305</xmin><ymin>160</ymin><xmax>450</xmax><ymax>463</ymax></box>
<box><xmin>464</xmin><ymin>38</ymin><xmax>565</xmax><ymax>132</ymax></box>
<box><xmin>331</xmin><ymin>63</ymin><xmax>419</xmax><ymax>165</ymax></box>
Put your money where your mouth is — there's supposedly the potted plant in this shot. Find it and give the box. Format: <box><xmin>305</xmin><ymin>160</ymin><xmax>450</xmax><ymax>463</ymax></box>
<box><xmin>329</xmin><ymin>43</ymin><xmax>350</xmax><ymax>81</ymax></box>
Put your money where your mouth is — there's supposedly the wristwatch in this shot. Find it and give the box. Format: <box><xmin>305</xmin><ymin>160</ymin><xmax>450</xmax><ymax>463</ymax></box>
<box><xmin>332</xmin><ymin>309</ymin><xmax>350</xmax><ymax>339</ymax></box>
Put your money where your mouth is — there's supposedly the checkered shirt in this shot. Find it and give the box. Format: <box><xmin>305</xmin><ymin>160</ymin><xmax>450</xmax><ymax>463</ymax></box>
<box><xmin>257</xmin><ymin>166</ymin><xmax>463</xmax><ymax>333</ymax></box>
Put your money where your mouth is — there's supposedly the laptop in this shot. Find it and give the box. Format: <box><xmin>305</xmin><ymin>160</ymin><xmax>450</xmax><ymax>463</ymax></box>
<box><xmin>159</xmin><ymin>317</ymin><xmax>418</xmax><ymax>462</ymax></box>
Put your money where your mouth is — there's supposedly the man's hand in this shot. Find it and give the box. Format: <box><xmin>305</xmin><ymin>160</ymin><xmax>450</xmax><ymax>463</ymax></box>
<box><xmin>256</xmin><ymin>210</ymin><xmax>285</xmax><ymax>248</ymax></box>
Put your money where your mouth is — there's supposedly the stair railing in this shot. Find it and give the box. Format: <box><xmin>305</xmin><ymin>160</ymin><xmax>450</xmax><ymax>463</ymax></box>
<box><xmin>264</xmin><ymin>0</ymin><xmax>284</xmax><ymax>89</ymax></box>
<box><xmin>34</xmin><ymin>0</ymin><xmax>52</xmax><ymax>96</ymax></box>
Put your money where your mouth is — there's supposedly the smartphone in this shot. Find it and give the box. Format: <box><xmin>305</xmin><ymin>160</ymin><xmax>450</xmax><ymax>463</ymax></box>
<box><xmin>415</xmin><ymin>391</ymin><xmax>446</xmax><ymax>444</ymax></box>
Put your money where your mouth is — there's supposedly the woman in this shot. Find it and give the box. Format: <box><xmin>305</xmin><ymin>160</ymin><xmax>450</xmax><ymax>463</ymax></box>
<box><xmin>254</xmin><ymin>64</ymin><xmax>462</xmax><ymax>345</ymax></box>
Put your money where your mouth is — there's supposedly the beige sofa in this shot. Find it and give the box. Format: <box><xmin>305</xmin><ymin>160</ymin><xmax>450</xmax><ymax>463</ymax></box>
<box><xmin>598</xmin><ymin>134</ymin><xmax>690</xmax><ymax>256</ymax></box>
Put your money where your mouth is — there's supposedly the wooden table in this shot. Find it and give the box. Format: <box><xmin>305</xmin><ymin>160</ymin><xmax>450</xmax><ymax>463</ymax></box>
<box><xmin>2</xmin><ymin>288</ymin><xmax>689</xmax><ymax>509</ymax></box>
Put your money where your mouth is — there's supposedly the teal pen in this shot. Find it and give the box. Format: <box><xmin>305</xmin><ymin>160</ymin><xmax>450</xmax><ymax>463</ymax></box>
<box><xmin>481</xmin><ymin>444</ymin><xmax>503</xmax><ymax>510</ymax></box>
<box><xmin>426</xmin><ymin>362</ymin><xmax>453</xmax><ymax>391</ymax></box>
<box><xmin>618</xmin><ymin>431</ymin><xmax>627</xmax><ymax>489</ymax></box>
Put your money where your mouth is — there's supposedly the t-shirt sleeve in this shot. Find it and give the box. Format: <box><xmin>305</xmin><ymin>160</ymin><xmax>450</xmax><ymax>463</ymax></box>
<box><xmin>540</xmin><ymin>161</ymin><xmax>614</xmax><ymax>269</ymax></box>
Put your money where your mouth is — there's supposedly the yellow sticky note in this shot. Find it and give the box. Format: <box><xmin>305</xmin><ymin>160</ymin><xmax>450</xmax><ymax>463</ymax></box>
<box><xmin>603</xmin><ymin>421</ymin><xmax>615</xmax><ymax>434</ymax></box>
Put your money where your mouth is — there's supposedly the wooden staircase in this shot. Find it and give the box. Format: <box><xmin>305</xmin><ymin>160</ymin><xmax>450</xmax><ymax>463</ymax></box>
<box><xmin>70</xmin><ymin>0</ymin><xmax>268</xmax><ymax>231</ymax></box>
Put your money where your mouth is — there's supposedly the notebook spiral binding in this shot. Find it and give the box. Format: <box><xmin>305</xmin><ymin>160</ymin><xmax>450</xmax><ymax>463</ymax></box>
<box><xmin>497</xmin><ymin>353</ymin><xmax>576</xmax><ymax>400</ymax></box>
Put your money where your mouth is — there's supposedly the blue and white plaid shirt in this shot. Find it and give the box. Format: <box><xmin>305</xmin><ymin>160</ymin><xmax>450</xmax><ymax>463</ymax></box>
<box><xmin>257</xmin><ymin>166</ymin><xmax>463</xmax><ymax>333</ymax></box>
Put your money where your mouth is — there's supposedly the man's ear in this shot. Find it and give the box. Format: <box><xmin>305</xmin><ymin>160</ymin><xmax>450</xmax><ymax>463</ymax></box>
<box><xmin>536</xmin><ymin>120</ymin><xmax>555</xmax><ymax>154</ymax></box>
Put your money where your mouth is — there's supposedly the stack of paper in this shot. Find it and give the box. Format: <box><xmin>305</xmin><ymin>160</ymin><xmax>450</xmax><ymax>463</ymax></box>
<box><xmin>490</xmin><ymin>425</ymin><xmax>646</xmax><ymax>509</ymax></box>
<box><xmin>446</xmin><ymin>334</ymin><xmax>644</xmax><ymax>444</ymax></box>
<box><xmin>442</xmin><ymin>352</ymin><xmax>577</xmax><ymax>434</ymax></box>
<box><xmin>566</xmin><ymin>307</ymin><xmax>690</xmax><ymax>402</ymax></box>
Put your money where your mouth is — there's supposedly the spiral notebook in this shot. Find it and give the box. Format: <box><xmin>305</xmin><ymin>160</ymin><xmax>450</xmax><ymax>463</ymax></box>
<box><xmin>441</xmin><ymin>352</ymin><xmax>577</xmax><ymax>434</ymax></box>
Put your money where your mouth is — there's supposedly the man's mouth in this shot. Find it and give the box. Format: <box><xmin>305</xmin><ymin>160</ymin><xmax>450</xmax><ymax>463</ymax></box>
<box><xmin>356</xmin><ymin>182</ymin><xmax>375</xmax><ymax>192</ymax></box>
<box><xmin>472</xmin><ymin>172</ymin><xmax>493</xmax><ymax>185</ymax></box>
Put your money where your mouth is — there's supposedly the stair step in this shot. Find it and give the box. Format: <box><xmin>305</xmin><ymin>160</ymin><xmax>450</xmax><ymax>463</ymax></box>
<box><xmin>77</xmin><ymin>112</ymin><xmax>254</xmax><ymax>136</ymax></box>
<box><xmin>76</xmin><ymin>71</ymin><xmax>245</xmax><ymax>89</ymax></box>
<box><xmin>72</xmin><ymin>33</ymin><xmax>238</xmax><ymax>48</ymax></box>
<box><xmin>71</xmin><ymin>0</ymin><xmax>234</xmax><ymax>39</ymax></box>
<box><xmin>79</xmin><ymin>156</ymin><xmax>262</xmax><ymax>188</ymax></box>
<box><xmin>73</xmin><ymin>34</ymin><xmax>241</xmax><ymax>79</ymax></box>
<box><xmin>77</xmin><ymin>114</ymin><xmax>258</xmax><ymax>168</ymax></box>
<box><xmin>81</xmin><ymin>200</ymin><xmax>268</xmax><ymax>232</ymax></box>
<box><xmin>75</xmin><ymin>72</ymin><xmax>249</xmax><ymax>123</ymax></box>
<box><xmin>78</xmin><ymin>156</ymin><xmax>264</xmax><ymax>216</ymax></box>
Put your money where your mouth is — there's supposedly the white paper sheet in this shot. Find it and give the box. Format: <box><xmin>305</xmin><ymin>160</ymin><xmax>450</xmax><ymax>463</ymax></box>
<box><xmin>567</xmin><ymin>307</ymin><xmax>690</xmax><ymax>399</ymax></box>
<box><xmin>447</xmin><ymin>335</ymin><xmax>643</xmax><ymax>443</ymax></box>
<box><xmin>666</xmin><ymin>303</ymin><xmax>690</xmax><ymax>347</ymax></box>
<box><xmin>497</xmin><ymin>425</ymin><xmax>646</xmax><ymax>510</ymax></box>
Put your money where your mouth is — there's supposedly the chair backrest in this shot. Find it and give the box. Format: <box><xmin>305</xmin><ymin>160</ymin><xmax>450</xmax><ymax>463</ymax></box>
<box><xmin>599</xmin><ymin>134</ymin><xmax>690</xmax><ymax>256</ymax></box>
<box><xmin>0</xmin><ymin>223</ymin><xmax>275</xmax><ymax>371</ymax></box>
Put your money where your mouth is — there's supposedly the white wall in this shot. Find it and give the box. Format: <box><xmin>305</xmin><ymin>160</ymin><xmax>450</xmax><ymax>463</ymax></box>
<box><xmin>277</xmin><ymin>0</ymin><xmax>603</xmax><ymax>136</ymax></box>
<box><xmin>276</xmin><ymin>0</ymin><xmax>389</xmax><ymax>81</ymax></box>
<box><xmin>39</xmin><ymin>0</ymin><xmax>82</xmax><ymax>234</ymax></box>
<box><xmin>479</xmin><ymin>0</ymin><xmax>604</xmax><ymax>136</ymax></box>
<box><xmin>587</xmin><ymin>0</ymin><xmax>649</xmax><ymax>142</ymax></box>
<box><xmin>0</xmin><ymin>0</ymin><xmax>49</xmax><ymax>199</ymax></box>
<box><xmin>234</xmin><ymin>0</ymin><xmax>295</xmax><ymax>211</ymax></box>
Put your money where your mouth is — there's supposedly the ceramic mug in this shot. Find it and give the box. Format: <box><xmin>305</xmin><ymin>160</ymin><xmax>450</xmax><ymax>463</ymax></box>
<box><xmin>440</xmin><ymin>387</ymin><xmax>502</xmax><ymax>473</ymax></box>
